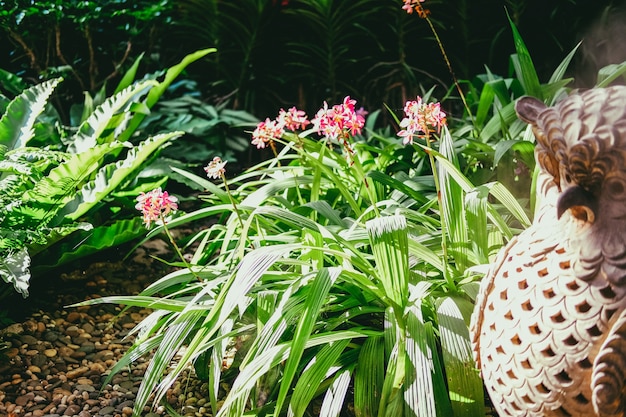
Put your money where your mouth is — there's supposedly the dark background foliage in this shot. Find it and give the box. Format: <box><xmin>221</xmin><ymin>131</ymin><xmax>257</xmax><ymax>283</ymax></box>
<box><xmin>1</xmin><ymin>0</ymin><xmax>625</xmax><ymax>120</ymax></box>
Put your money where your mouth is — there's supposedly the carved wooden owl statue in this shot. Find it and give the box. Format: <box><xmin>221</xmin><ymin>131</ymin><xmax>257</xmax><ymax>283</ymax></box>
<box><xmin>470</xmin><ymin>86</ymin><xmax>626</xmax><ymax>417</ymax></box>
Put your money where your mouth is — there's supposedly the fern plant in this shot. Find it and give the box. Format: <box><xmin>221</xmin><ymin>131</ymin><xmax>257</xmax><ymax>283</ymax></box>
<box><xmin>0</xmin><ymin>48</ymin><xmax>215</xmax><ymax>298</ymax></box>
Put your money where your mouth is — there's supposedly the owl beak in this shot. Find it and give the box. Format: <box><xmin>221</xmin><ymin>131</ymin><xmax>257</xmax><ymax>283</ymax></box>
<box><xmin>556</xmin><ymin>186</ymin><xmax>597</xmax><ymax>223</ymax></box>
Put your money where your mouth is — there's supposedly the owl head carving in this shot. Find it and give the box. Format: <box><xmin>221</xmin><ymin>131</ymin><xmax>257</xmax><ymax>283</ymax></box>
<box><xmin>515</xmin><ymin>87</ymin><xmax>626</xmax><ymax>225</ymax></box>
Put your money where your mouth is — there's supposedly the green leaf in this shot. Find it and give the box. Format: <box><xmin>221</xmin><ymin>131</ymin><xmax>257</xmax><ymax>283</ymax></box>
<box><xmin>114</xmin><ymin>52</ymin><xmax>145</xmax><ymax>94</ymax></box>
<box><xmin>18</xmin><ymin>142</ymin><xmax>128</xmax><ymax>223</ymax></box>
<box><xmin>0</xmin><ymin>247</ymin><xmax>30</xmax><ymax>297</ymax></box>
<box><xmin>319</xmin><ymin>367</ymin><xmax>353</xmax><ymax>417</ymax></box>
<box><xmin>0</xmin><ymin>78</ymin><xmax>61</xmax><ymax>151</ymax></box>
<box><xmin>117</xmin><ymin>48</ymin><xmax>217</xmax><ymax>144</ymax></box>
<box><xmin>436</xmin><ymin>296</ymin><xmax>485</xmax><ymax>416</ymax></box>
<box><xmin>405</xmin><ymin>303</ymin><xmax>452</xmax><ymax>417</ymax></box>
<box><xmin>289</xmin><ymin>338</ymin><xmax>351</xmax><ymax>417</ymax></box>
<box><xmin>276</xmin><ymin>267</ymin><xmax>341</xmax><ymax>414</ymax></box>
<box><xmin>60</xmin><ymin>132</ymin><xmax>182</xmax><ymax>221</ymax></box>
<box><xmin>31</xmin><ymin>217</ymin><xmax>147</xmax><ymax>270</ymax></box>
<box><xmin>353</xmin><ymin>336</ymin><xmax>384</xmax><ymax>417</ymax></box>
<box><xmin>366</xmin><ymin>214</ymin><xmax>409</xmax><ymax>310</ymax></box>
<box><xmin>507</xmin><ymin>13</ymin><xmax>541</xmax><ymax>99</ymax></box>
<box><xmin>67</xmin><ymin>80</ymin><xmax>157</xmax><ymax>153</ymax></box>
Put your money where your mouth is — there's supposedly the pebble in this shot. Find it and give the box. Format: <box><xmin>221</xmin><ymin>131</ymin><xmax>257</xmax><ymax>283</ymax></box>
<box><xmin>0</xmin><ymin>254</ymin><xmax>214</xmax><ymax>417</ymax></box>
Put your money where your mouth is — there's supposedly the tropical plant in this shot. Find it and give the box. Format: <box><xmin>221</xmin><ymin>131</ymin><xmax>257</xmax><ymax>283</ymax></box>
<box><xmin>73</xmin><ymin>86</ymin><xmax>533</xmax><ymax>416</ymax></box>
<box><xmin>139</xmin><ymin>79</ymin><xmax>259</xmax><ymax>168</ymax></box>
<box><xmin>69</xmin><ymin>4</ymin><xmax>626</xmax><ymax>417</ymax></box>
<box><xmin>0</xmin><ymin>48</ymin><xmax>214</xmax><ymax>298</ymax></box>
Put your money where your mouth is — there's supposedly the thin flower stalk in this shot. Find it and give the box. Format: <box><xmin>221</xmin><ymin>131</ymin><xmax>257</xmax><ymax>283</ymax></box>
<box><xmin>402</xmin><ymin>0</ymin><xmax>473</xmax><ymax>124</ymax></box>
<box><xmin>136</xmin><ymin>188</ymin><xmax>201</xmax><ymax>281</ymax></box>
<box><xmin>398</xmin><ymin>97</ymin><xmax>454</xmax><ymax>288</ymax></box>
<box><xmin>311</xmin><ymin>97</ymin><xmax>380</xmax><ymax>216</ymax></box>
<box><xmin>251</xmin><ymin>106</ymin><xmax>310</xmax><ymax>160</ymax></box>
<box><xmin>204</xmin><ymin>156</ymin><xmax>244</xmax><ymax>229</ymax></box>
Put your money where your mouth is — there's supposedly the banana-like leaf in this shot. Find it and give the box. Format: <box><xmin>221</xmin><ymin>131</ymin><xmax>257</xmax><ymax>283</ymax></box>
<box><xmin>26</xmin><ymin>222</ymin><xmax>93</xmax><ymax>258</ymax></box>
<box><xmin>16</xmin><ymin>142</ymin><xmax>128</xmax><ymax>223</ymax></box>
<box><xmin>67</xmin><ymin>80</ymin><xmax>157</xmax><ymax>153</ymax></box>
<box><xmin>60</xmin><ymin>132</ymin><xmax>182</xmax><ymax>222</ymax></box>
<box><xmin>30</xmin><ymin>216</ymin><xmax>146</xmax><ymax>270</ymax></box>
<box><xmin>0</xmin><ymin>78</ymin><xmax>61</xmax><ymax>151</ymax></box>
<box><xmin>436</xmin><ymin>296</ymin><xmax>485</xmax><ymax>416</ymax></box>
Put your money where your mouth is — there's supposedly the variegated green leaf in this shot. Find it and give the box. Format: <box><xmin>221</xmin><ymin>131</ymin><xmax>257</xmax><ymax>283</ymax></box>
<box><xmin>0</xmin><ymin>78</ymin><xmax>61</xmax><ymax>151</ymax></box>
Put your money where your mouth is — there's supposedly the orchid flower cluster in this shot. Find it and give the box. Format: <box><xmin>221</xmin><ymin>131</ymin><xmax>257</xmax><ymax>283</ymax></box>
<box><xmin>402</xmin><ymin>0</ymin><xmax>429</xmax><ymax>17</ymax></box>
<box><xmin>311</xmin><ymin>96</ymin><xmax>367</xmax><ymax>155</ymax></box>
<box><xmin>135</xmin><ymin>188</ymin><xmax>178</xmax><ymax>228</ymax></box>
<box><xmin>397</xmin><ymin>96</ymin><xmax>447</xmax><ymax>145</ymax></box>
<box><xmin>250</xmin><ymin>96</ymin><xmax>367</xmax><ymax>157</ymax></box>
<box><xmin>251</xmin><ymin>106</ymin><xmax>310</xmax><ymax>149</ymax></box>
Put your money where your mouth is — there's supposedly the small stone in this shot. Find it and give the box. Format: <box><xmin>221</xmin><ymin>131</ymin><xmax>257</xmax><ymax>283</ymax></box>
<box><xmin>66</xmin><ymin>312</ymin><xmax>82</xmax><ymax>323</ymax></box>
<box><xmin>122</xmin><ymin>406</ymin><xmax>133</xmax><ymax>416</ymax></box>
<box><xmin>5</xmin><ymin>347</ymin><xmax>19</xmax><ymax>358</ymax></box>
<box><xmin>32</xmin><ymin>353</ymin><xmax>49</xmax><ymax>367</ymax></box>
<box><xmin>28</xmin><ymin>365</ymin><xmax>42</xmax><ymax>373</ymax></box>
<box><xmin>43</xmin><ymin>348</ymin><xmax>58</xmax><ymax>358</ymax></box>
<box><xmin>66</xmin><ymin>366</ymin><xmax>89</xmax><ymax>379</ymax></box>
<box><xmin>63</xmin><ymin>403</ymin><xmax>81</xmax><ymax>415</ymax></box>
<box><xmin>15</xmin><ymin>393</ymin><xmax>35</xmax><ymax>406</ymax></box>
<box><xmin>75</xmin><ymin>384</ymin><xmax>95</xmax><ymax>392</ymax></box>
<box><xmin>99</xmin><ymin>405</ymin><xmax>115</xmax><ymax>415</ymax></box>
<box><xmin>21</xmin><ymin>335</ymin><xmax>39</xmax><ymax>345</ymax></box>
<box><xmin>65</xmin><ymin>325</ymin><xmax>81</xmax><ymax>337</ymax></box>
<box><xmin>1</xmin><ymin>323</ymin><xmax>24</xmax><ymax>335</ymax></box>
<box><xmin>43</xmin><ymin>331</ymin><xmax>60</xmax><ymax>342</ymax></box>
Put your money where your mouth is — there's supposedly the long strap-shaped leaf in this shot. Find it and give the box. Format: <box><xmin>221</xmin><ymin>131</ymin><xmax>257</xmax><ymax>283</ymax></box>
<box><xmin>275</xmin><ymin>267</ymin><xmax>342</xmax><ymax>414</ymax></box>
<box><xmin>366</xmin><ymin>214</ymin><xmax>409</xmax><ymax>311</ymax></box>
<box><xmin>0</xmin><ymin>78</ymin><xmax>61</xmax><ymax>151</ymax></box>
<box><xmin>116</xmin><ymin>48</ymin><xmax>216</xmax><ymax>144</ymax></box>
<box><xmin>436</xmin><ymin>296</ymin><xmax>485</xmax><ymax>416</ymax></box>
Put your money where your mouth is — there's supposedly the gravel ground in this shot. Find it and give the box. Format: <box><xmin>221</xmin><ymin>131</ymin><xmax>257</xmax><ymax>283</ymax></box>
<box><xmin>0</xmin><ymin>241</ymin><xmax>209</xmax><ymax>417</ymax></box>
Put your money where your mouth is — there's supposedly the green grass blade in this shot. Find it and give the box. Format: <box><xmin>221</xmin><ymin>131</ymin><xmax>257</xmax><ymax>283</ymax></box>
<box><xmin>289</xmin><ymin>339</ymin><xmax>351</xmax><ymax>417</ymax></box>
<box><xmin>319</xmin><ymin>367</ymin><xmax>353</xmax><ymax>417</ymax></box>
<box><xmin>353</xmin><ymin>336</ymin><xmax>385</xmax><ymax>417</ymax></box>
<box><xmin>276</xmin><ymin>267</ymin><xmax>342</xmax><ymax>414</ymax></box>
<box><xmin>436</xmin><ymin>296</ymin><xmax>485</xmax><ymax>416</ymax></box>
<box><xmin>507</xmin><ymin>12</ymin><xmax>542</xmax><ymax>99</ymax></box>
<box><xmin>366</xmin><ymin>214</ymin><xmax>409</xmax><ymax>311</ymax></box>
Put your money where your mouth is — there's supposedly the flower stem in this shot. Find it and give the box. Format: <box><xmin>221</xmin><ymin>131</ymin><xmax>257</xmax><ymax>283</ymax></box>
<box><xmin>423</xmin><ymin>133</ymin><xmax>454</xmax><ymax>289</ymax></box>
<box><xmin>419</xmin><ymin>10</ymin><xmax>474</xmax><ymax>126</ymax></box>
<box><xmin>221</xmin><ymin>174</ymin><xmax>245</xmax><ymax>229</ymax></box>
<box><xmin>159</xmin><ymin>213</ymin><xmax>202</xmax><ymax>281</ymax></box>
